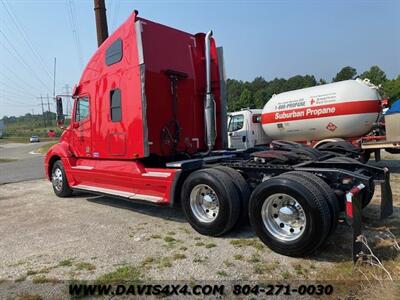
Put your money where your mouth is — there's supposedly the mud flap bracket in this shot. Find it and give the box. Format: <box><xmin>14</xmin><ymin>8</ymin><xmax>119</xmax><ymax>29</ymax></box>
<box><xmin>380</xmin><ymin>167</ymin><xmax>393</xmax><ymax>219</ymax></box>
<box><xmin>345</xmin><ymin>184</ymin><xmax>365</xmax><ymax>262</ymax></box>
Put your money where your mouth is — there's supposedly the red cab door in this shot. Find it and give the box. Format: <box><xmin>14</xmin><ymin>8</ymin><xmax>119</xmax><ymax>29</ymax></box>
<box><xmin>71</xmin><ymin>96</ymin><xmax>92</xmax><ymax>158</ymax></box>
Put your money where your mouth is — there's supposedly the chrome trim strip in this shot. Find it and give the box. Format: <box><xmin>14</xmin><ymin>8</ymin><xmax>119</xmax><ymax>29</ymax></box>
<box><xmin>142</xmin><ymin>172</ymin><xmax>171</xmax><ymax>178</ymax></box>
<box><xmin>74</xmin><ymin>184</ymin><xmax>135</xmax><ymax>198</ymax></box>
<box><xmin>135</xmin><ymin>21</ymin><xmax>144</xmax><ymax>64</ymax></box>
<box><xmin>133</xmin><ymin>194</ymin><xmax>163</xmax><ymax>202</ymax></box>
<box><xmin>71</xmin><ymin>166</ymin><xmax>94</xmax><ymax>170</ymax></box>
<box><xmin>73</xmin><ymin>184</ymin><xmax>163</xmax><ymax>203</ymax></box>
<box><xmin>135</xmin><ymin>20</ymin><xmax>149</xmax><ymax>157</ymax></box>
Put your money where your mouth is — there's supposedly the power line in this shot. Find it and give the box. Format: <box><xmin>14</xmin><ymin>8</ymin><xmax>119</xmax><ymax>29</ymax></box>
<box><xmin>66</xmin><ymin>0</ymin><xmax>84</xmax><ymax>69</ymax></box>
<box><xmin>0</xmin><ymin>90</ymin><xmax>39</xmax><ymax>102</ymax></box>
<box><xmin>0</xmin><ymin>30</ymin><xmax>51</xmax><ymax>91</ymax></box>
<box><xmin>111</xmin><ymin>0</ymin><xmax>120</xmax><ymax>31</ymax></box>
<box><xmin>0</xmin><ymin>96</ymin><xmax>38</xmax><ymax>106</ymax></box>
<box><xmin>0</xmin><ymin>79</ymin><xmax>37</xmax><ymax>98</ymax></box>
<box><xmin>0</xmin><ymin>65</ymin><xmax>41</xmax><ymax>93</ymax></box>
<box><xmin>1</xmin><ymin>0</ymin><xmax>54</xmax><ymax>83</ymax></box>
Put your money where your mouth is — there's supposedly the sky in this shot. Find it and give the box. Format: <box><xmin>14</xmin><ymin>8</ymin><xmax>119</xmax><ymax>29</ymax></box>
<box><xmin>0</xmin><ymin>0</ymin><xmax>399</xmax><ymax>118</ymax></box>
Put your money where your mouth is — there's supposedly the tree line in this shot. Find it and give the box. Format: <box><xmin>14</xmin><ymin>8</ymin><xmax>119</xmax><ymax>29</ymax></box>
<box><xmin>227</xmin><ymin>65</ymin><xmax>400</xmax><ymax>112</ymax></box>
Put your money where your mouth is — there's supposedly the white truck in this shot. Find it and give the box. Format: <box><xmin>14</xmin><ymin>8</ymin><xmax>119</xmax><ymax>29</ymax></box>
<box><xmin>227</xmin><ymin>109</ymin><xmax>271</xmax><ymax>149</ymax></box>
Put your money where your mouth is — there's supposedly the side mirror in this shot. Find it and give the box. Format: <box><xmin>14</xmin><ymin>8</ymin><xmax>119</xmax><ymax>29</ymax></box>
<box><xmin>56</xmin><ymin>97</ymin><xmax>65</xmax><ymax>126</ymax></box>
<box><xmin>73</xmin><ymin>123</ymin><xmax>80</xmax><ymax>129</ymax></box>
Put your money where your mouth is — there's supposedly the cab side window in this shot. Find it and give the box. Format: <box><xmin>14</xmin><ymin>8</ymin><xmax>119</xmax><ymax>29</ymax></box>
<box><xmin>106</xmin><ymin>38</ymin><xmax>123</xmax><ymax>66</ymax></box>
<box><xmin>75</xmin><ymin>97</ymin><xmax>89</xmax><ymax>122</ymax></box>
<box><xmin>110</xmin><ymin>89</ymin><xmax>121</xmax><ymax>122</ymax></box>
<box><xmin>228</xmin><ymin>114</ymin><xmax>244</xmax><ymax>132</ymax></box>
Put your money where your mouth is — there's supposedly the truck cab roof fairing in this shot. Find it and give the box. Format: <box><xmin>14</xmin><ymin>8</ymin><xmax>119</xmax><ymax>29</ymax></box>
<box><xmin>73</xmin><ymin>11</ymin><xmax>148</xmax><ymax>159</ymax></box>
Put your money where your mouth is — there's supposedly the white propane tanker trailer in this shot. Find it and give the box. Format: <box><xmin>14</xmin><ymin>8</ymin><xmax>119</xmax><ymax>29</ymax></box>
<box><xmin>228</xmin><ymin>78</ymin><xmax>400</xmax><ymax>161</ymax></box>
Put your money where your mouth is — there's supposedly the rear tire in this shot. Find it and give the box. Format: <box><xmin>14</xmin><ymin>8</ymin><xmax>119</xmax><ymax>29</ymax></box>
<box><xmin>181</xmin><ymin>168</ymin><xmax>241</xmax><ymax>236</ymax></box>
<box><xmin>249</xmin><ymin>176</ymin><xmax>331</xmax><ymax>257</ymax></box>
<box><xmin>214</xmin><ymin>166</ymin><xmax>251</xmax><ymax>226</ymax></box>
<box><xmin>51</xmin><ymin>160</ymin><xmax>73</xmax><ymax>197</ymax></box>
<box><xmin>279</xmin><ymin>171</ymin><xmax>339</xmax><ymax>235</ymax></box>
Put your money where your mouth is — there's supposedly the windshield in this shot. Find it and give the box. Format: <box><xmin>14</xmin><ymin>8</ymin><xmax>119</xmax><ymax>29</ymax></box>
<box><xmin>228</xmin><ymin>114</ymin><xmax>244</xmax><ymax>132</ymax></box>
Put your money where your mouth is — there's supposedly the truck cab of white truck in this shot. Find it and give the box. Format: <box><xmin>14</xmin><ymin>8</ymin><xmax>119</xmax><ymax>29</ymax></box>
<box><xmin>227</xmin><ymin>109</ymin><xmax>271</xmax><ymax>149</ymax></box>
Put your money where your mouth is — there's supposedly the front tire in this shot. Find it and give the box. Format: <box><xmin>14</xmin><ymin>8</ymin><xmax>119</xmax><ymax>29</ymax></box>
<box><xmin>249</xmin><ymin>176</ymin><xmax>331</xmax><ymax>257</ymax></box>
<box><xmin>51</xmin><ymin>160</ymin><xmax>72</xmax><ymax>197</ymax></box>
<box><xmin>181</xmin><ymin>168</ymin><xmax>241</xmax><ymax>236</ymax></box>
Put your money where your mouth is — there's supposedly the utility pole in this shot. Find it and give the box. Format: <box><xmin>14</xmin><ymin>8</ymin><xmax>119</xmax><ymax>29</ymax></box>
<box><xmin>94</xmin><ymin>0</ymin><xmax>109</xmax><ymax>47</ymax></box>
<box><xmin>64</xmin><ymin>84</ymin><xmax>71</xmax><ymax>116</ymax></box>
<box><xmin>47</xmin><ymin>93</ymin><xmax>51</xmax><ymax>123</ymax></box>
<box><xmin>53</xmin><ymin>57</ymin><xmax>56</xmax><ymax>100</ymax></box>
<box><xmin>39</xmin><ymin>95</ymin><xmax>46</xmax><ymax>127</ymax></box>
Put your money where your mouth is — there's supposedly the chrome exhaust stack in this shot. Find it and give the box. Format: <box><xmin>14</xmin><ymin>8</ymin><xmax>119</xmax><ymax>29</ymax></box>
<box><xmin>204</xmin><ymin>30</ymin><xmax>217</xmax><ymax>153</ymax></box>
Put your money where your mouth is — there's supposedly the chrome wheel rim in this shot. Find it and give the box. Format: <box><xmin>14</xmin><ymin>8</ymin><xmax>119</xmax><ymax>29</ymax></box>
<box><xmin>189</xmin><ymin>184</ymin><xmax>219</xmax><ymax>223</ymax></box>
<box><xmin>261</xmin><ymin>193</ymin><xmax>306</xmax><ymax>241</ymax></box>
<box><xmin>52</xmin><ymin>168</ymin><xmax>63</xmax><ymax>192</ymax></box>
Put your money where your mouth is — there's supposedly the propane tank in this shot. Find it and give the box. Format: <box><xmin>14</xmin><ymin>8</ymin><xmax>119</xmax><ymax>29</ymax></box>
<box><xmin>261</xmin><ymin>79</ymin><xmax>381</xmax><ymax>142</ymax></box>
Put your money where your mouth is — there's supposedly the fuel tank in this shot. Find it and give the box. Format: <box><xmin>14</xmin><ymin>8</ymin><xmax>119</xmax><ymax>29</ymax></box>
<box><xmin>261</xmin><ymin>79</ymin><xmax>381</xmax><ymax>141</ymax></box>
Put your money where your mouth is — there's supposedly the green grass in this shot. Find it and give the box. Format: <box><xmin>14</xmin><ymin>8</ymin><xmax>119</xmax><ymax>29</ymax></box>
<box><xmin>193</xmin><ymin>255</ymin><xmax>208</xmax><ymax>263</ymax></box>
<box><xmin>223</xmin><ymin>260</ymin><xmax>234</xmax><ymax>267</ymax></box>
<box><xmin>26</xmin><ymin>268</ymin><xmax>50</xmax><ymax>276</ymax></box>
<box><xmin>0</xmin><ymin>158</ymin><xmax>17</xmax><ymax>163</ymax></box>
<box><xmin>164</xmin><ymin>236</ymin><xmax>176</xmax><ymax>243</ymax></box>
<box><xmin>75</xmin><ymin>262</ymin><xmax>96</xmax><ymax>271</ymax></box>
<box><xmin>248</xmin><ymin>253</ymin><xmax>261</xmax><ymax>263</ymax></box>
<box><xmin>172</xmin><ymin>253</ymin><xmax>186</xmax><ymax>260</ymax></box>
<box><xmin>58</xmin><ymin>259</ymin><xmax>73</xmax><ymax>267</ymax></box>
<box><xmin>97</xmin><ymin>266</ymin><xmax>142</xmax><ymax>283</ymax></box>
<box><xmin>14</xmin><ymin>275</ymin><xmax>27</xmax><ymax>282</ymax></box>
<box><xmin>281</xmin><ymin>270</ymin><xmax>292</xmax><ymax>280</ymax></box>
<box><xmin>230</xmin><ymin>239</ymin><xmax>265</xmax><ymax>251</ymax></box>
<box><xmin>35</xmin><ymin>142</ymin><xmax>57</xmax><ymax>154</ymax></box>
<box><xmin>32</xmin><ymin>275</ymin><xmax>59</xmax><ymax>284</ymax></box>
<box><xmin>141</xmin><ymin>253</ymin><xmax>186</xmax><ymax>270</ymax></box>
<box><xmin>15</xmin><ymin>293</ymin><xmax>43</xmax><ymax>300</ymax></box>
<box><xmin>216</xmin><ymin>270</ymin><xmax>229</xmax><ymax>277</ymax></box>
<box><xmin>2</xmin><ymin>136</ymin><xmax>58</xmax><ymax>143</ymax></box>
<box><xmin>159</xmin><ymin>257</ymin><xmax>172</xmax><ymax>268</ymax></box>
<box><xmin>253</xmin><ymin>261</ymin><xmax>279</xmax><ymax>274</ymax></box>
<box><xmin>205</xmin><ymin>243</ymin><xmax>217</xmax><ymax>249</ymax></box>
<box><xmin>233</xmin><ymin>254</ymin><xmax>244</xmax><ymax>260</ymax></box>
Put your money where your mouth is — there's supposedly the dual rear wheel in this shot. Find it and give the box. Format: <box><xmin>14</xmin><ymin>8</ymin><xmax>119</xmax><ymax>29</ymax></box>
<box><xmin>181</xmin><ymin>167</ymin><xmax>250</xmax><ymax>236</ymax></box>
<box><xmin>182</xmin><ymin>168</ymin><xmax>340</xmax><ymax>257</ymax></box>
<box><xmin>248</xmin><ymin>172</ymin><xmax>336</xmax><ymax>256</ymax></box>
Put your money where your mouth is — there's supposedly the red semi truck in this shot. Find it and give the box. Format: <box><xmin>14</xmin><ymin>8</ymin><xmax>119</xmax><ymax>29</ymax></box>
<box><xmin>45</xmin><ymin>11</ymin><xmax>393</xmax><ymax>260</ymax></box>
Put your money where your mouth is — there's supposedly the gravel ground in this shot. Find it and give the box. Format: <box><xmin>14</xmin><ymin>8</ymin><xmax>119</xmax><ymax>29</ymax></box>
<box><xmin>0</xmin><ymin>154</ymin><xmax>399</xmax><ymax>299</ymax></box>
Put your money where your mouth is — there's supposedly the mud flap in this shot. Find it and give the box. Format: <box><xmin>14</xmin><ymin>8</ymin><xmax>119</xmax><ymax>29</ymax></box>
<box><xmin>380</xmin><ymin>168</ymin><xmax>393</xmax><ymax>219</ymax></box>
<box><xmin>346</xmin><ymin>172</ymin><xmax>394</xmax><ymax>262</ymax></box>
<box><xmin>346</xmin><ymin>184</ymin><xmax>365</xmax><ymax>262</ymax></box>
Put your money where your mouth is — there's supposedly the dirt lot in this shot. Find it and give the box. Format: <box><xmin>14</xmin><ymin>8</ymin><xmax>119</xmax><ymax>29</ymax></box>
<box><xmin>0</xmin><ymin>154</ymin><xmax>399</xmax><ymax>299</ymax></box>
